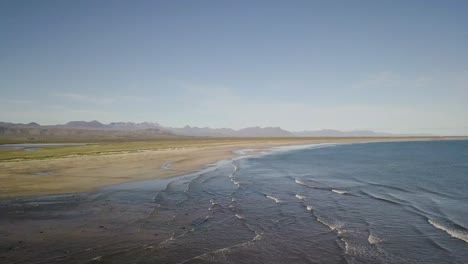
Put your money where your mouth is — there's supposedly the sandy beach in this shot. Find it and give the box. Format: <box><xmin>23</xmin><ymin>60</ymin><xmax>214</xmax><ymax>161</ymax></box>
<box><xmin>0</xmin><ymin>137</ymin><xmax>463</xmax><ymax>199</ymax></box>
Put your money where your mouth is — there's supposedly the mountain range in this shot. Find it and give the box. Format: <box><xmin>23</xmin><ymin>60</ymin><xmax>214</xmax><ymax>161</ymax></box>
<box><xmin>0</xmin><ymin>120</ymin><xmax>431</xmax><ymax>139</ymax></box>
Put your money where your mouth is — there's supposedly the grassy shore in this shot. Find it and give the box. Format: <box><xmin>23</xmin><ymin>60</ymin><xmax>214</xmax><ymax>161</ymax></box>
<box><xmin>0</xmin><ymin>137</ymin><xmax>465</xmax><ymax>199</ymax></box>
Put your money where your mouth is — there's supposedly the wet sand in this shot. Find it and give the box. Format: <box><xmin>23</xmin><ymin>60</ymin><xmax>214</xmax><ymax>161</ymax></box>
<box><xmin>0</xmin><ymin>137</ymin><xmax>462</xmax><ymax>199</ymax></box>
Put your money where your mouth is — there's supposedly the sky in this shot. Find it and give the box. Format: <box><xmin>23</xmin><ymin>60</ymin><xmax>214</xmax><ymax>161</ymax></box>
<box><xmin>1</xmin><ymin>0</ymin><xmax>467</xmax><ymax>135</ymax></box>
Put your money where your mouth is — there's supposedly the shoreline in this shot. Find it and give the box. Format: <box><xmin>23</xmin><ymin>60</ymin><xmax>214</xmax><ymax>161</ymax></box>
<box><xmin>1</xmin><ymin>137</ymin><xmax>466</xmax><ymax>200</ymax></box>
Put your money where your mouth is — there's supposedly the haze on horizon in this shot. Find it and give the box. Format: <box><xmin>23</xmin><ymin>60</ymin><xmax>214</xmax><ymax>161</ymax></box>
<box><xmin>1</xmin><ymin>0</ymin><xmax>467</xmax><ymax>136</ymax></box>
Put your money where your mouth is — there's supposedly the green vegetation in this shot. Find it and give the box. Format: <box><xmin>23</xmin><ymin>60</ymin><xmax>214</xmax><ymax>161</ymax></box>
<box><xmin>0</xmin><ymin>138</ymin><xmax>282</xmax><ymax>161</ymax></box>
<box><xmin>0</xmin><ymin>139</ymin><xmax>218</xmax><ymax>161</ymax></box>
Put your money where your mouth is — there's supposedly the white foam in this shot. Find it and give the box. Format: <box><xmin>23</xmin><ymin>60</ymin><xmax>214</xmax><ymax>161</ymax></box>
<box><xmin>230</xmin><ymin>178</ymin><xmax>240</xmax><ymax>187</ymax></box>
<box><xmin>235</xmin><ymin>214</ymin><xmax>243</xmax><ymax>219</ymax></box>
<box><xmin>252</xmin><ymin>234</ymin><xmax>262</xmax><ymax>241</ymax></box>
<box><xmin>295</xmin><ymin>194</ymin><xmax>306</xmax><ymax>200</ymax></box>
<box><xmin>233</xmin><ymin>143</ymin><xmax>338</xmax><ymax>160</ymax></box>
<box><xmin>227</xmin><ymin>164</ymin><xmax>239</xmax><ymax>178</ymax></box>
<box><xmin>295</xmin><ymin>178</ymin><xmax>314</xmax><ymax>188</ymax></box>
<box><xmin>342</xmin><ymin>238</ymin><xmax>351</xmax><ymax>254</ymax></box>
<box><xmin>316</xmin><ymin>217</ymin><xmax>343</xmax><ymax>234</ymax></box>
<box><xmin>233</xmin><ymin>149</ymin><xmax>258</xmax><ymax>155</ymax></box>
<box><xmin>269</xmin><ymin>143</ymin><xmax>337</xmax><ymax>153</ymax></box>
<box><xmin>208</xmin><ymin>199</ymin><xmax>217</xmax><ymax>211</ymax></box>
<box><xmin>428</xmin><ymin>219</ymin><xmax>468</xmax><ymax>243</ymax></box>
<box><xmin>266</xmin><ymin>195</ymin><xmax>282</xmax><ymax>203</ymax></box>
<box><xmin>306</xmin><ymin>205</ymin><xmax>313</xmax><ymax>211</ymax></box>
<box><xmin>332</xmin><ymin>189</ymin><xmax>347</xmax><ymax>195</ymax></box>
<box><xmin>368</xmin><ymin>233</ymin><xmax>383</xmax><ymax>244</ymax></box>
<box><xmin>159</xmin><ymin>234</ymin><xmax>176</xmax><ymax>245</ymax></box>
<box><xmin>295</xmin><ymin>179</ymin><xmax>307</xmax><ymax>186</ymax></box>
<box><xmin>317</xmin><ymin>218</ymin><xmax>334</xmax><ymax>230</ymax></box>
<box><xmin>193</xmin><ymin>233</ymin><xmax>263</xmax><ymax>262</ymax></box>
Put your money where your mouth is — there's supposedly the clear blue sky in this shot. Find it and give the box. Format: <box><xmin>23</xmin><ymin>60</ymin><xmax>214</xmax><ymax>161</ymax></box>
<box><xmin>1</xmin><ymin>0</ymin><xmax>467</xmax><ymax>135</ymax></box>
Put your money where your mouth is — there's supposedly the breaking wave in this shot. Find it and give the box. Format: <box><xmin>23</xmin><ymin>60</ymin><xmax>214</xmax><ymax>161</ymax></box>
<box><xmin>428</xmin><ymin>219</ymin><xmax>468</xmax><ymax>243</ymax></box>
<box><xmin>295</xmin><ymin>194</ymin><xmax>306</xmax><ymax>200</ymax></box>
<box><xmin>331</xmin><ymin>189</ymin><xmax>347</xmax><ymax>195</ymax></box>
<box><xmin>266</xmin><ymin>195</ymin><xmax>282</xmax><ymax>203</ymax></box>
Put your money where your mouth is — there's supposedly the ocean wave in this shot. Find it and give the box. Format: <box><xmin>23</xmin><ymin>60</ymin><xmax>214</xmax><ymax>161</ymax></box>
<box><xmin>233</xmin><ymin>144</ymin><xmax>338</xmax><ymax>161</ymax></box>
<box><xmin>230</xmin><ymin>178</ymin><xmax>240</xmax><ymax>187</ymax></box>
<box><xmin>227</xmin><ymin>164</ymin><xmax>237</xmax><ymax>178</ymax></box>
<box><xmin>368</xmin><ymin>233</ymin><xmax>383</xmax><ymax>244</ymax></box>
<box><xmin>208</xmin><ymin>199</ymin><xmax>217</xmax><ymax>211</ymax></box>
<box><xmin>331</xmin><ymin>189</ymin><xmax>347</xmax><ymax>195</ymax></box>
<box><xmin>316</xmin><ymin>217</ymin><xmax>343</xmax><ymax>234</ymax></box>
<box><xmin>360</xmin><ymin>191</ymin><xmax>402</xmax><ymax>206</ymax></box>
<box><xmin>266</xmin><ymin>195</ymin><xmax>282</xmax><ymax>203</ymax></box>
<box><xmin>269</xmin><ymin>143</ymin><xmax>337</xmax><ymax>154</ymax></box>
<box><xmin>252</xmin><ymin>233</ymin><xmax>262</xmax><ymax>241</ymax></box>
<box><xmin>233</xmin><ymin>149</ymin><xmax>257</xmax><ymax>155</ymax></box>
<box><xmin>294</xmin><ymin>178</ymin><xmax>315</xmax><ymax>188</ymax></box>
<box><xmin>295</xmin><ymin>179</ymin><xmax>306</xmax><ymax>185</ymax></box>
<box><xmin>314</xmin><ymin>217</ymin><xmax>351</xmax><ymax>254</ymax></box>
<box><xmin>428</xmin><ymin>219</ymin><xmax>468</xmax><ymax>243</ymax></box>
<box><xmin>185</xmin><ymin>233</ymin><xmax>263</xmax><ymax>263</ymax></box>
<box><xmin>235</xmin><ymin>214</ymin><xmax>244</xmax><ymax>219</ymax></box>
<box><xmin>306</xmin><ymin>205</ymin><xmax>313</xmax><ymax>211</ymax></box>
<box><xmin>159</xmin><ymin>233</ymin><xmax>177</xmax><ymax>246</ymax></box>
<box><xmin>295</xmin><ymin>194</ymin><xmax>306</xmax><ymax>200</ymax></box>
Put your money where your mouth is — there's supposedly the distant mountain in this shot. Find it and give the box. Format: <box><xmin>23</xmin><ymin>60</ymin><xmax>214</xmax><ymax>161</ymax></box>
<box><xmin>168</xmin><ymin>126</ymin><xmax>293</xmax><ymax>137</ymax></box>
<box><xmin>108</xmin><ymin>122</ymin><xmax>162</xmax><ymax>130</ymax></box>
<box><xmin>293</xmin><ymin>129</ymin><xmax>393</xmax><ymax>137</ymax></box>
<box><xmin>0</xmin><ymin>121</ymin><xmax>174</xmax><ymax>141</ymax></box>
<box><xmin>62</xmin><ymin>121</ymin><xmax>162</xmax><ymax>131</ymax></box>
<box><xmin>0</xmin><ymin>121</ymin><xmax>41</xmax><ymax>128</ymax></box>
<box><xmin>293</xmin><ymin>129</ymin><xmax>431</xmax><ymax>137</ymax></box>
<box><xmin>168</xmin><ymin>126</ymin><xmax>235</xmax><ymax>137</ymax></box>
<box><xmin>0</xmin><ymin>120</ymin><xmax>433</xmax><ymax>140</ymax></box>
<box><xmin>64</xmin><ymin>120</ymin><xmax>107</xmax><ymax>129</ymax></box>
<box><xmin>236</xmin><ymin>127</ymin><xmax>293</xmax><ymax>137</ymax></box>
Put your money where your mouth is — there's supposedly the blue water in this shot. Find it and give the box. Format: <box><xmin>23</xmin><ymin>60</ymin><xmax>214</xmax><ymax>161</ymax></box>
<box><xmin>1</xmin><ymin>140</ymin><xmax>467</xmax><ymax>263</ymax></box>
<box><xmin>233</xmin><ymin>140</ymin><xmax>468</xmax><ymax>263</ymax></box>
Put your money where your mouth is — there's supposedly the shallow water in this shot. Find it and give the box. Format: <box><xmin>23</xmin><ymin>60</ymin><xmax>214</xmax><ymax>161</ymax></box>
<box><xmin>1</xmin><ymin>140</ymin><xmax>467</xmax><ymax>263</ymax></box>
<box><xmin>0</xmin><ymin>143</ymin><xmax>90</xmax><ymax>151</ymax></box>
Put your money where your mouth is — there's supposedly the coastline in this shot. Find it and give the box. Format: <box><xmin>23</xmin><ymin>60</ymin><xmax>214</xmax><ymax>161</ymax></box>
<box><xmin>0</xmin><ymin>137</ymin><xmax>465</xmax><ymax>199</ymax></box>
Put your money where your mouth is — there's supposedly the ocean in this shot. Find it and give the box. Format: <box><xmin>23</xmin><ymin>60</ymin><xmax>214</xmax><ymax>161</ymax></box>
<box><xmin>1</xmin><ymin>140</ymin><xmax>467</xmax><ymax>263</ymax></box>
